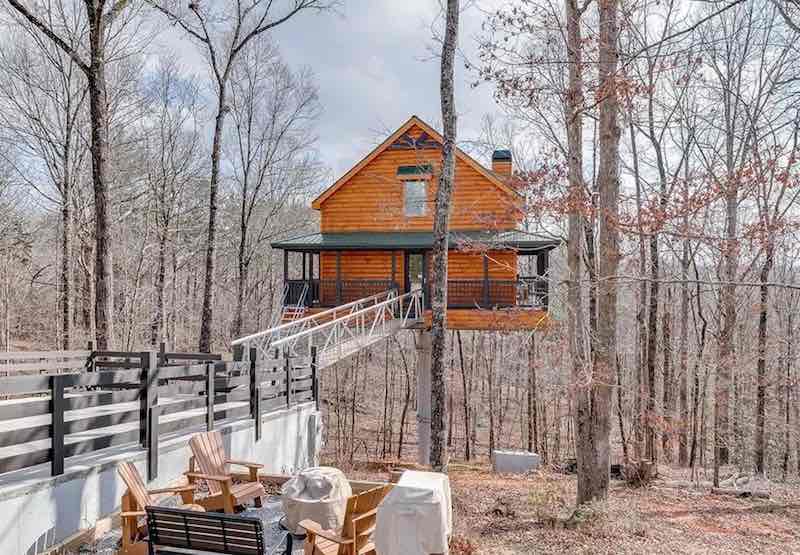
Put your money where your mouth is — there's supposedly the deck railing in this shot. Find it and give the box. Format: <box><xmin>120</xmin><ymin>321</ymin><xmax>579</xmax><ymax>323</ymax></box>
<box><xmin>0</xmin><ymin>349</ymin><xmax>317</xmax><ymax>480</ymax></box>
<box><xmin>286</xmin><ymin>279</ymin><xmax>399</xmax><ymax>307</ymax></box>
<box><xmin>287</xmin><ymin>277</ymin><xmax>548</xmax><ymax>310</ymax></box>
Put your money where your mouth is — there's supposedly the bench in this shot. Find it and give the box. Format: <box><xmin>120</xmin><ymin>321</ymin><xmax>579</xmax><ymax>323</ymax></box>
<box><xmin>145</xmin><ymin>506</ymin><xmax>292</xmax><ymax>555</ymax></box>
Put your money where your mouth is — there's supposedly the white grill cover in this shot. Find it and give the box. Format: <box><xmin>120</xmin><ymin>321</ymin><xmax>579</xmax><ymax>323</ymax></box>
<box><xmin>375</xmin><ymin>470</ymin><xmax>452</xmax><ymax>555</ymax></box>
<box><xmin>281</xmin><ymin>466</ymin><xmax>352</xmax><ymax>534</ymax></box>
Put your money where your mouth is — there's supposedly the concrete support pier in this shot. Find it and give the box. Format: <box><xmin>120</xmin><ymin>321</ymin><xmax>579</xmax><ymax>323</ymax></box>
<box><xmin>416</xmin><ymin>329</ymin><xmax>432</xmax><ymax>466</ymax></box>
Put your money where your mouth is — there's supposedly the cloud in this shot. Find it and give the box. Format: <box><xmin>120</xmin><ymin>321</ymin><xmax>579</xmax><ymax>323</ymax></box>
<box><xmin>270</xmin><ymin>1</ymin><xmax>500</xmax><ymax>177</ymax></box>
<box><xmin>148</xmin><ymin>1</ymin><xmax>502</xmax><ymax>181</ymax></box>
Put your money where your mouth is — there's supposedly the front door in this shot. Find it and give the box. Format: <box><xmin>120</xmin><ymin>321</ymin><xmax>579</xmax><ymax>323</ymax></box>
<box><xmin>404</xmin><ymin>251</ymin><xmax>429</xmax><ymax>309</ymax></box>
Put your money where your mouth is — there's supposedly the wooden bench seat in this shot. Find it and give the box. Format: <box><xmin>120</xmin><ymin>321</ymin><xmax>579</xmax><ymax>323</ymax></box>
<box><xmin>145</xmin><ymin>505</ymin><xmax>292</xmax><ymax>555</ymax></box>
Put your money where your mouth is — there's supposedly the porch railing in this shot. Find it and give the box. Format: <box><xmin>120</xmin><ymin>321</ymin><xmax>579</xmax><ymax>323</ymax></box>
<box><xmin>287</xmin><ymin>277</ymin><xmax>548</xmax><ymax>310</ymax></box>
<box><xmin>286</xmin><ymin>279</ymin><xmax>399</xmax><ymax>307</ymax></box>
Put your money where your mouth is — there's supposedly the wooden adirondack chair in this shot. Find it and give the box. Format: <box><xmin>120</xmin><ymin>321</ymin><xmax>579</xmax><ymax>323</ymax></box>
<box><xmin>117</xmin><ymin>461</ymin><xmax>204</xmax><ymax>555</ymax></box>
<box><xmin>299</xmin><ymin>484</ymin><xmax>393</xmax><ymax>555</ymax></box>
<box><xmin>185</xmin><ymin>430</ymin><xmax>266</xmax><ymax>514</ymax></box>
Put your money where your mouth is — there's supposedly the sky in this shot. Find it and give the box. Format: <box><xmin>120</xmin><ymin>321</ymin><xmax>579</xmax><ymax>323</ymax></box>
<box><xmin>153</xmin><ymin>1</ymin><xmax>504</xmax><ymax>183</ymax></box>
<box><xmin>269</xmin><ymin>1</ymin><xmax>502</xmax><ymax>179</ymax></box>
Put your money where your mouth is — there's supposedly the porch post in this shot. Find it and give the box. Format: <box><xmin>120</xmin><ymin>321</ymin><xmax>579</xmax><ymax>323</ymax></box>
<box><xmin>537</xmin><ymin>250</ymin><xmax>549</xmax><ymax>309</ymax></box>
<box><xmin>283</xmin><ymin>250</ymin><xmax>289</xmax><ymax>284</ymax></box>
<box><xmin>482</xmin><ymin>253</ymin><xmax>490</xmax><ymax>307</ymax></box>
<box><xmin>302</xmin><ymin>252</ymin><xmax>307</xmax><ymax>281</ymax></box>
<box><xmin>336</xmin><ymin>250</ymin><xmax>342</xmax><ymax>305</ymax></box>
<box><xmin>391</xmin><ymin>251</ymin><xmax>397</xmax><ymax>289</ymax></box>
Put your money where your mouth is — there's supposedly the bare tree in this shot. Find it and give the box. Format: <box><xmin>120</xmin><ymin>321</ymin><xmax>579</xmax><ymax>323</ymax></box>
<box><xmin>141</xmin><ymin>59</ymin><xmax>205</xmax><ymax>348</ymax></box>
<box><xmin>225</xmin><ymin>37</ymin><xmax>322</xmax><ymax>338</ymax></box>
<box><xmin>429</xmin><ymin>0</ymin><xmax>460</xmax><ymax>473</ymax></box>
<box><xmin>575</xmin><ymin>0</ymin><xmax>621</xmax><ymax>504</ymax></box>
<box><xmin>2</xmin><ymin>0</ymin><xmax>136</xmax><ymax>348</ymax></box>
<box><xmin>147</xmin><ymin>0</ymin><xmax>333</xmax><ymax>352</ymax></box>
<box><xmin>0</xmin><ymin>14</ymin><xmax>88</xmax><ymax>349</ymax></box>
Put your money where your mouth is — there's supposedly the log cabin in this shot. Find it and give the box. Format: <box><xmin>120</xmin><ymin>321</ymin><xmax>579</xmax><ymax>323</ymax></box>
<box><xmin>271</xmin><ymin>115</ymin><xmax>558</xmax><ymax>330</ymax></box>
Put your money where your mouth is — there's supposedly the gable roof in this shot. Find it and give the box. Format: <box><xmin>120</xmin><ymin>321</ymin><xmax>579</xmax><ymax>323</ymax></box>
<box><xmin>311</xmin><ymin>115</ymin><xmax>522</xmax><ymax>210</ymax></box>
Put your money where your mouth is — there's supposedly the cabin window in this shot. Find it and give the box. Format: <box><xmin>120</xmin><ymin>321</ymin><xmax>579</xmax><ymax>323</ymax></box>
<box><xmin>404</xmin><ymin>180</ymin><xmax>427</xmax><ymax>216</ymax></box>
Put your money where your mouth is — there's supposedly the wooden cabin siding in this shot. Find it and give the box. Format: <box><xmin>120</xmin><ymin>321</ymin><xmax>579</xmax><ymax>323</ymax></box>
<box><xmin>448</xmin><ymin>251</ymin><xmax>516</xmax><ymax>306</ymax></box>
<box><xmin>319</xmin><ymin>125</ymin><xmax>521</xmax><ymax>232</ymax></box>
<box><xmin>319</xmin><ymin>251</ymin><xmax>402</xmax><ymax>281</ymax></box>
<box><xmin>319</xmin><ymin>251</ymin><xmax>403</xmax><ymax>305</ymax></box>
<box><xmin>425</xmin><ymin>309</ymin><xmax>549</xmax><ymax>331</ymax></box>
<box><xmin>448</xmin><ymin>251</ymin><xmax>516</xmax><ymax>279</ymax></box>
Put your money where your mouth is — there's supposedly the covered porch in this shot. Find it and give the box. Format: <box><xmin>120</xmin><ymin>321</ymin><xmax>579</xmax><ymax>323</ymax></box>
<box><xmin>272</xmin><ymin>230</ymin><xmax>557</xmax><ymax>312</ymax></box>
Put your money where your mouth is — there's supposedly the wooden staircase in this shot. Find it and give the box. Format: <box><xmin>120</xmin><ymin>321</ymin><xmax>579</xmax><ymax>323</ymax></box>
<box><xmin>280</xmin><ymin>305</ymin><xmax>308</xmax><ymax>323</ymax></box>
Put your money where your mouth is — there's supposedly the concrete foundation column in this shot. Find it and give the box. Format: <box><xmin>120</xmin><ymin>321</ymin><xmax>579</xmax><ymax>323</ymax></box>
<box><xmin>416</xmin><ymin>329</ymin><xmax>432</xmax><ymax>466</ymax></box>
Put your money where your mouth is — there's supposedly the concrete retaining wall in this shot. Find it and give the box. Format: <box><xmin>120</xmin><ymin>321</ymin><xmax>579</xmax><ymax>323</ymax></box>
<box><xmin>0</xmin><ymin>403</ymin><xmax>320</xmax><ymax>554</ymax></box>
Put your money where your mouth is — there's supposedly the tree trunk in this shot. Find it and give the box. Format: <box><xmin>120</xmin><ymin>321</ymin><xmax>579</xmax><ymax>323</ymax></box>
<box><xmin>198</xmin><ymin>93</ymin><xmax>228</xmax><ymax>352</ymax></box>
<box><xmin>678</xmin><ymin>188</ymin><xmax>691</xmax><ymax>466</ymax></box>
<box><xmin>395</xmin><ymin>335</ymin><xmax>411</xmax><ymax>460</ymax></box>
<box><xmin>150</xmin><ymin>230</ymin><xmax>168</xmax><ymax>347</ymax></box>
<box><xmin>87</xmin><ymin>17</ymin><xmax>113</xmax><ymax>350</ymax></box>
<box><xmin>428</xmin><ymin>0</ymin><xmax>460</xmax><ymax>473</ymax></box>
<box><xmin>626</xmin><ymin>101</ymin><xmax>648</xmax><ymax>460</ymax></box>
<box><xmin>60</xmin><ymin>174</ymin><xmax>72</xmax><ymax>350</ymax></box>
<box><xmin>576</xmin><ymin>0</ymin><xmax>620</xmax><ymax>504</ymax></box>
<box><xmin>783</xmin><ymin>311</ymin><xmax>792</xmax><ymax>480</ymax></box>
<box><xmin>662</xmin><ymin>288</ymin><xmax>673</xmax><ymax>462</ymax></box>
<box><xmin>645</xmin><ymin>231</ymin><xmax>659</xmax><ymax>463</ymax></box>
<box><xmin>528</xmin><ymin>333</ymin><xmax>539</xmax><ymax>452</ymax></box>
<box><xmin>564</xmin><ymin>0</ymin><xmax>590</xmax><ymax>500</ymax></box>
<box><xmin>754</xmin><ymin>242</ymin><xmax>774</xmax><ymax>475</ymax></box>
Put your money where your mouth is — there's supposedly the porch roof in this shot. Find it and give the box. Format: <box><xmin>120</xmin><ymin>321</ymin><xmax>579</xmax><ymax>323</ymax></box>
<box><xmin>271</xmin><ymin>229</ymin><xmax>559</xmax><ymax>254</ymax></box>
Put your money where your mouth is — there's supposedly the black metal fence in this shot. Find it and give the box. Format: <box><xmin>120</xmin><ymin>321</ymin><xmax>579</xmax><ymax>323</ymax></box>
<box><xmin>0</xmin><ymin>348</ymin><xmax>319</xmax><ymax>481</ymax></box>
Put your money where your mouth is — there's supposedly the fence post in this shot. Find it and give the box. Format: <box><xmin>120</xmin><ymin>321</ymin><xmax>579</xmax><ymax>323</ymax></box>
<box><xmin>284</xmin><ymin>350</ymin><xmax>292</xmax><ymax>409</ymax></box>
<box><xmin>86</xmin><ymin>341</ymin><xmax>95</xmax><ymax>372</ymax></box>
<box><xmin>148</xmin><ymin>405</ymin><xmax>160</xmax><ymax>480</ymax></box>
<box><xmin>159</xmin><ymin>342</ymin><xmax>167</xmax><ymax>366</ymax></box>
<box><xmin>249</xmin><ymin>347</ymin><xmax>259</xmax><ymax>442</ymax></box>
<box><xmin>206</xmin><ymin>362</ymin><xmax>215</xmax><ymax>431</ymax></box>
<box><xmin>255</xmin><ymin>386</ymin><xmax>262</xmax><ymax>441</ymax></box>
<box><xmin>140</xmin><ymin>352</ymin><xmax>158</xmax><ymax>449</ymax></box>
<box><xmin>310</xmin><ymin>346</ymin><xmax>319</xmax><ymax>411</ymax></box>
<box><xmin>50</xmin><ymin>375</ymin><xmax>65</xmax><ymax>476</ymax></box>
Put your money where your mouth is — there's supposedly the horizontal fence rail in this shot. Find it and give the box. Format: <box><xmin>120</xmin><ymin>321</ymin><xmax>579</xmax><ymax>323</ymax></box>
<box><xmin>0</xmin><ymin>348</ymin><xmax>318</xmax><ymax>480</ymax></box>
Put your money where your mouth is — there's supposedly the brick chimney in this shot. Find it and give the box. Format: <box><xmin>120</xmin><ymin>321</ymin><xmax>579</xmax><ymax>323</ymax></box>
<box><xmin>491</xmin><ymin>149</ymin><xmax>512</xmax><ymax>177</ymax></box>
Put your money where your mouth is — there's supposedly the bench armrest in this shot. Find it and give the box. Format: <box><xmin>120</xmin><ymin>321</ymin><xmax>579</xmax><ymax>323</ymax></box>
<box><xmin>120</xmin><ymin>511</ymin><xmax>146</xmax><ymax>518</ymax></box>
<box><xmin>298</xmin><ymin>519</ymin><xmax>353</xmax><ymax>545</ymax></box>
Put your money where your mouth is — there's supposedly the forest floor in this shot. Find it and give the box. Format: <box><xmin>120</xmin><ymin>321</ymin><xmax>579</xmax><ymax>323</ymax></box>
<box><xmin>343</xmin><ymin>463</ymin><xmax>800</xmax><ymax>554</ymax></box>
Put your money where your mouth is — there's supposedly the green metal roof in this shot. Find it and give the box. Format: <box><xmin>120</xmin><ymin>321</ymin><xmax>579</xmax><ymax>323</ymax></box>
<box><xmin>271</xmin><ymin>230</ymin><xmax>559</xmax><ymax>253</ymax></box>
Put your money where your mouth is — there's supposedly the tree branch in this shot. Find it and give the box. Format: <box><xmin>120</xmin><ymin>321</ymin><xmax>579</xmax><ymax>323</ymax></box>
<box><xmin>5</xmin><ymin>0</ymin><xmax>89</xmax><ymax>74</ymax></box>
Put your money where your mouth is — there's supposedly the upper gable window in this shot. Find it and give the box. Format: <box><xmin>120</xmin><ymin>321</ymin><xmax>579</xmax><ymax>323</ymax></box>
<box><xmin>404</xmin><ymin>180</ymin><xmax>427</xmax><ymax>217</ymax></box>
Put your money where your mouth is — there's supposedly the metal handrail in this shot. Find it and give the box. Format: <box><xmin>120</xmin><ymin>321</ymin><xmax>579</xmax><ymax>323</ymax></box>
<box><xmin>271</xmin><ymin>289</ymin><xmax>421</xmax><ymax>347</ymax></box>
<box><xmin>231</xmin><ymin>289</ymin><xmax>395</xmax><ymax>346</ymax></box>
<box><xmin>271</xmin><ymin>289</ymin><xmax>423</xmax><ymax>362</ymax></box>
